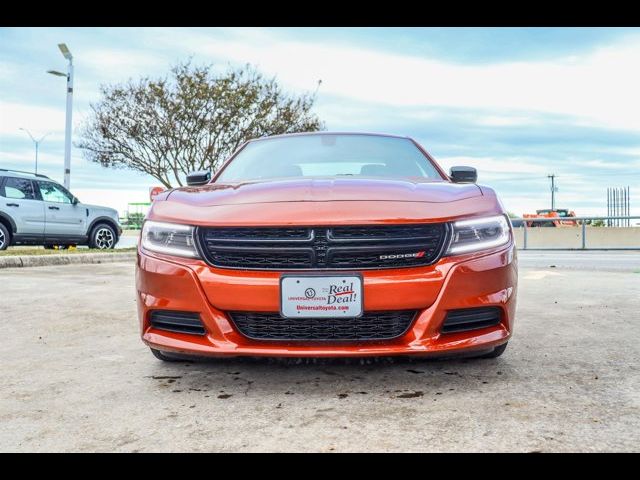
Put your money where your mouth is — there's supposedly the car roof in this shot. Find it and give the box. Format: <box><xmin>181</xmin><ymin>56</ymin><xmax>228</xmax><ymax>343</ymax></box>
<box><xmin>247</xmin><ymin>131</ymin><xmax>412</xmax><ymax>143</ymax></box>
<box><xmin>0</xmin><ymin>169</ymin><xmax>51</xmax><ymax>181</ymax></box>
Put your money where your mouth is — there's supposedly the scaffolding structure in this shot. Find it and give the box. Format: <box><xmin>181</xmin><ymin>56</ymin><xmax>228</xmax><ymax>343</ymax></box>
<box><xmin>607</xmin><ymin>187</ymin><xmax>631</xmax><ymax>227</ymax></box>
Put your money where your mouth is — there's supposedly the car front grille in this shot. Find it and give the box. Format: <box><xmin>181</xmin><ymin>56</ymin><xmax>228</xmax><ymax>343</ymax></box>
<box><xmin>228</xmin><ymin>310</ymin><xmax>417</xmax><ymax>341</ymax></box>
<box><xmin>197</xmin><ymin>224</ymin><xmax>449</xmax><ymax>270</ymax></box>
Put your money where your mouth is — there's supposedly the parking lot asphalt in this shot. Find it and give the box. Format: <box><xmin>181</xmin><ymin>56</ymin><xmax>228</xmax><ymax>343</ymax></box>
<box><xmin>1</xmin><ymin>253</ymin><xmax>639</xmax><ymax>452</ymax></box>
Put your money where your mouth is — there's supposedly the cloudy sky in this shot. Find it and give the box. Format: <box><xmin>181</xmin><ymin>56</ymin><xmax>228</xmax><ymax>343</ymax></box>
<box><xmin>1</xmin><ymin>27</ymin><xmax>639</xmax><ymax>216</ymax></box>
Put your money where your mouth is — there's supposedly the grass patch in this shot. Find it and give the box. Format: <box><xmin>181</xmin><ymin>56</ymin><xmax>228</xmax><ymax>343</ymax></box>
<box><xmin>0</xmin><ymin>247</ymin><xmax>136</xmax><ymax>257</ymax></box>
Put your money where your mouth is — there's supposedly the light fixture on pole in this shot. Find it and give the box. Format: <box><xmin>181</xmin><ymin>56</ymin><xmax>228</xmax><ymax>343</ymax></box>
<box><xmin>19</xmin><ymin>128</ymin><xmax>50</xmax><ymax>175</ymax></box>
<box><xmin>47</xmin><ymin>43</ymin><xmax>73</xmax><ymax>189</ymax></box>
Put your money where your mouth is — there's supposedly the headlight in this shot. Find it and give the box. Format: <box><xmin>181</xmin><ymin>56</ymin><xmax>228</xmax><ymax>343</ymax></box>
<box><xmin>447</xmin><ymin>215</ymin><xmax>510</xmax><ymax>255</ymax></box>
<box><xmin>141</xmin><ymin>220</ymin><xmax>200</xmax><ymax>258</ymax></box>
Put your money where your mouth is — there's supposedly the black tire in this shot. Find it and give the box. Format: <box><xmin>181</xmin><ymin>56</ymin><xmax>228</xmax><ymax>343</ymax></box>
<box><xmin>89</xmin><ymin>223</ymin><xmax>117</xmax><ymax>249</ymax></box>
<box><xmin>150</xmin><ymin>348</ymin><xmax>193</xmax><ymax>362</ymax></box>
<box><xmin>0</xmin><ymin>223</ymin><xmax>10</xmax><ymax>250</ymax></box>
<box><xmin>478</xmin><ymin>342</ymin><xmax>508</xmax><ymax>359</ymax></box>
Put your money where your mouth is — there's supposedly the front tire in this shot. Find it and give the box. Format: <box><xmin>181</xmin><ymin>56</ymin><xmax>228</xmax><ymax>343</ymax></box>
<box><xmin>0</xmin><ymin>223</ymin><xmax>10</xmax><ymax>250</ymax></box>
<box><xmin>478</xmin><ymin>342</ymin><xmax>508</xmax><ymax>359</ymax></box>
<box><xmin>150</xmin><ymin>348</ymin><xmax>193</xmax><ymax>362</ymax></box>
<box><xmin>89</xmin><ymin>223</ymin><xmax>117</xmax><ymax>249</ymax></box>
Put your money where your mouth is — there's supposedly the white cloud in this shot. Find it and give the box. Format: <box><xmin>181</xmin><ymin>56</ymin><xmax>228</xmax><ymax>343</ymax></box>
<box><xmin>580</xmin><ymin>159</ymin><xmax>639</xmax><ymax>170</ymax></box>
<box><xmin>0</xmin><ymin>101</ymin><xmax>66</xmax><ymax>138</ymax></box>
<box><xmin>437</xmin><ymin>155</ymin><xmax>548</xmax><ymax>175</ymax></box>
<box><xmin>475</xmin><ymin>114</ymin><xmax>542</xmax><ymax>127</ymax></box>
<box><xmin>158</xmin><ymin>29</ymin><xmax>640</xmax><ymax>132</ymax></box>
<box><xmin>78</xmin><ymin>48</ymin><xmax>168</xmax><ymax>82</ymax></box>
<box><xmin>0</xmin><ymin>61</ymin><xmax>16</xmax><ymax>81</ymax></box>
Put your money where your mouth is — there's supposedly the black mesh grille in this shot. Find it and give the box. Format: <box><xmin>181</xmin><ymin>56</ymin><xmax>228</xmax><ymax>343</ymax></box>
<box><xmin>228</xmin><ymin>311</ymin><xmax>417</xmax><ymax>341</ymax></box>
<box><xmin>198</xmin><ymin>224</ymin><xmax>448</xmax><ymax>270</ymax></box>
<box><xmin>205</xmin><ymin>249</ymin><xmax>313</xmax><ymax>269</ymax></box>
<box><xmin>149</xmin><ymin>310</ymin><xmax>206</xmax><ymax>335</ymax></box>
<box><xmin>330</xmin><ymin>225</ymin><xmax>443</xmax><ymax>240</ymax></box>
<box><xmin>441</xmin><ymin>307</ymin><xmax>501</xmax><ymax>334</ymax></box>
<box><xmin>205</xmin><ymin>227</ymin><xmax>311</xmax><ymax>240</ymax></box>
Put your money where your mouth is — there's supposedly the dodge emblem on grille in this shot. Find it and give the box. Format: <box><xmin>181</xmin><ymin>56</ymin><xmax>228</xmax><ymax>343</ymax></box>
<box><xmin>379</xmin><ymin>251</ymin><xmax>426</xmax><ymax>260</ymax></box>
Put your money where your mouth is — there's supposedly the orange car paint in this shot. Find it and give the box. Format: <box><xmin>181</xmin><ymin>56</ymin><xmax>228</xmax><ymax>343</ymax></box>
<box><xmin>136</xmin><ymin>133</ymin><xmax>517</xmax><ymax>358</ymax></box>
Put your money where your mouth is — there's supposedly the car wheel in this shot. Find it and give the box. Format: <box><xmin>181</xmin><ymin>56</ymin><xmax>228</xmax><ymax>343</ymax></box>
<box><xmin>150</xmin><ymin>348</ymin><xmax>194</xmax><ymax>362</ymax></box>
<box><xmin>478</xmin><ymin>342</ymin><xmax>508</xmax><ymax>359</ymax></box>
<box><xmin>0</xmin><ymin>223</ymin><xmax>10</xmax><ymax>250</ymax></box>
<box><xmin>89</xmin><ymin>223</ymin><xmax>117</xmax><ymax>249</ymax></box>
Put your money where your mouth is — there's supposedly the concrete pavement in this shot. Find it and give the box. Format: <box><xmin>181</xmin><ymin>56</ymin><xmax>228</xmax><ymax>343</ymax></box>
<box><xmin>1</xmin><ymin>255</ymin><xmax>638</xmax><ymax>452</ymax></box>
<box><xmin>518</xmin><ymin>250</ymin><xmax>640</xmax><ymax>272</ymax></box>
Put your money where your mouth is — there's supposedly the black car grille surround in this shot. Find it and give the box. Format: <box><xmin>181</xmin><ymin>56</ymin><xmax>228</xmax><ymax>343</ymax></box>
<box><xmin>441</xmin><ymin>307</ymin><xmax>502</xmax><ymax>334</ymax></box>
<box><xmin>228</xmin><ymin>311</ymin><xmax>417</xmax><ymax>341</ymax></box>
<box><xmin>149</xmin><ymin>310</ymin><xmax>206</xmax><ymax>335</ymax></box>
<box><xmin>197</xmin><ymin>224</ymin><xmax>449</xmax><ymax>270</ymax></box>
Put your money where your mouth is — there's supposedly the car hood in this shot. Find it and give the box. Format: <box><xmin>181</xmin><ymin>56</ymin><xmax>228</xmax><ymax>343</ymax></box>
<box><xmin>166</xmin><ymin>178</ymin><xmax>483</xmax><ymax>206</ymax></box>
<box><xmin>149</xmin><ymin>179</ymin><xmax>501</xmax><ymax>226</ymax></box>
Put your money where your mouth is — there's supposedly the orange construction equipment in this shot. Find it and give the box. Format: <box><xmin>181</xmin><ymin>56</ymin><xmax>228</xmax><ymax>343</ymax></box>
<box><xmin>523</xmin><ymin>209</ymin><xmax>578</xmax><ymax>227</ymax></box>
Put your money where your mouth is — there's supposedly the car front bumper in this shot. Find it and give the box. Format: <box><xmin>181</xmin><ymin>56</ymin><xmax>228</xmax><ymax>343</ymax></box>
<box><xmin>136</xmin><ymin>243</ymin><xmax>517</xmax><ymax>358</ymax></box>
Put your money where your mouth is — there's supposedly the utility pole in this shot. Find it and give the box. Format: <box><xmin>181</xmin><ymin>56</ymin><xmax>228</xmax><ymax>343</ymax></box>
<box><xmin>548</xmin><ymin>174</ymin><xmax>557</xmax><ymax>210</ymax></box>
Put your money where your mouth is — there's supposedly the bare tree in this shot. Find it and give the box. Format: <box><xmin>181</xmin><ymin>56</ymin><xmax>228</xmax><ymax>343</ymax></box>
<box><xmin>78</xmin><ymin>62</ymin><xmax>324</xmax><ymax>188</ymax></box>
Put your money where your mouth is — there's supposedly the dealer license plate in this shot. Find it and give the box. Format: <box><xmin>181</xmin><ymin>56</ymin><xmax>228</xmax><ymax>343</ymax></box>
<box><xmin>280</xmin><ymin>274</ymin><xmax>363</xmax><ymax>318</ymax></box>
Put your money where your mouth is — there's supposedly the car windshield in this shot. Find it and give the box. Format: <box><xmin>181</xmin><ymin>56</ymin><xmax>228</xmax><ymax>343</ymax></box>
<box><xmin>216</xmin><ymin>134</ymin><xmax>444</xmax><ymax>182</ymax></box>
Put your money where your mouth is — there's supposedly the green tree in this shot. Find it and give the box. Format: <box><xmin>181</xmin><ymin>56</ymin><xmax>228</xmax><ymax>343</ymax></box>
<box><xmin>78</xmin><ymin>62</ymin><xmax>324</xmax><ymax>188</ymax></box>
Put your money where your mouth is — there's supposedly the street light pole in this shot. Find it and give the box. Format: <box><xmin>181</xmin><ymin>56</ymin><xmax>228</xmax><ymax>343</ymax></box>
<box><xmin>19</xmin><ymin>128</ymin><xmax>50</xmax><ymax>175</ymax></box>
<box><xmin>548</xmin><ymin>174</ymin><xmax>557</xmax><ymax>211</ymax></box>
<box><xmin>47</xmin><ymin>43</ymin><xmax>73</xmax><ymax>190</ymax></box>
<box><xmin>60</xmin><ymin>44</ymin><xmax>73</xmax><ymax>190</ymax></box>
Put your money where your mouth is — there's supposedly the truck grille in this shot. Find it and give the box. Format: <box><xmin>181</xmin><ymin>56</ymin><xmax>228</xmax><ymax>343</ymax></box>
<box><xmin>228</xmin><ymin>311</ymin><xmax>417</xmax><ymax>341</ymax></box>
<box><xmin>197</xmin><ymin>224</ymin><xmax>449</xmax><ymax>270</ymax></box>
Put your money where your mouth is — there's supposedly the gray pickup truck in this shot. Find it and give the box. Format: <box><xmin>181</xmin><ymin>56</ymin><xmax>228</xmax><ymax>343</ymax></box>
<box><xmin>0</xmin><ymin>169</ymin><xmax>122</xmax><ymax>250</ymax></box>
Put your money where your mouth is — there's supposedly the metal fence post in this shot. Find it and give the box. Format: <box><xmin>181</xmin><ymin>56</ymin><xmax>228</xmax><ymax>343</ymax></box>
<box><xmin>523</xmin><ymin>222</ymin><xmax>528</xmax><ymax>250</ymax></box>
<box><xmin>581</xmin><ymin>221</ymin><xmax>586</xmax><ymax>249</ymax></box>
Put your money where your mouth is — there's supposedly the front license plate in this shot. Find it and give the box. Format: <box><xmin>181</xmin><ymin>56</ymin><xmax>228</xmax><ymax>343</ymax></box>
<box><xmin>280</xmin><ymin>274</ymin><xmax>363</xmax><ymax>318</ymax></box>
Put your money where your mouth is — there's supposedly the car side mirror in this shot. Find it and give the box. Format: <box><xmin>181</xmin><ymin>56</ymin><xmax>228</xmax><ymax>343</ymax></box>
<box><xmin>186</xmin><ymin>170</ymin><xmax>211</xmax><ymax>186</ymax></box>
<box><xmin>72</xmin><ymin>196</ymin><xmax>79</xmax><ymax>205</ymax></box>
<box><xmin>450</xmin><ymin>166</ymin><xmax>477</xmax><ymax>183</ymax></box>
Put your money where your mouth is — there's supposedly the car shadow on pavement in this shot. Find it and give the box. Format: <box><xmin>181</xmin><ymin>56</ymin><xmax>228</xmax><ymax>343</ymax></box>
<box><xmin>143</xmin><ymin>354</ymin><xmax>512</xmax><ymax>402</ymax></box>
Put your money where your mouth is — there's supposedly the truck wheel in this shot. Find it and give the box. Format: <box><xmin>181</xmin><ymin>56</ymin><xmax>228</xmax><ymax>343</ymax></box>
<box><xmin>89</xmin><ymin>223</ymin><xmax>117</xmax><ymax>249</ymax></box>
<box><xmin>0</xmin><ymin>223</ymin><xmax>9</xmax><ymax>250</ymax></box>
<box><xmin>478</xmin><ymin>342</ymin><xmax>508</xmax><ymax>359</ymax></box>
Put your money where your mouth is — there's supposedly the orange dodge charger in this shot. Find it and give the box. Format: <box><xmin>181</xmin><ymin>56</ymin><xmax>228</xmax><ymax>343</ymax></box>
<box><xmin>136</xmin><ymin>132</ymin><xmax>517</xmax><ymax>361</ymax></box>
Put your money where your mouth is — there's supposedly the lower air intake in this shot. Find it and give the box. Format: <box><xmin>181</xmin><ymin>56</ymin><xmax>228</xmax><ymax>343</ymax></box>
<box><xmin>441</xmin><ymin>307</ymin><xmax>502</xmax><ymax>333</ymax></box>
<box><xmin>149</xmin><ymin>310</ymin><xmax>206</xmax><ymax>335</ymax></box>
<box><xmin>228</xmin><ymin>311</ymin><xmax>417</xmax><ymax>341</ymax></box>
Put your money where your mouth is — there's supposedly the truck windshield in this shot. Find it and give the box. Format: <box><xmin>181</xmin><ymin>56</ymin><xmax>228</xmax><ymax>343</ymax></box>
<box><xmin>216</xmin><ymin>134</ymin><xmax>444</xmax><ymax>182</ymax></box>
